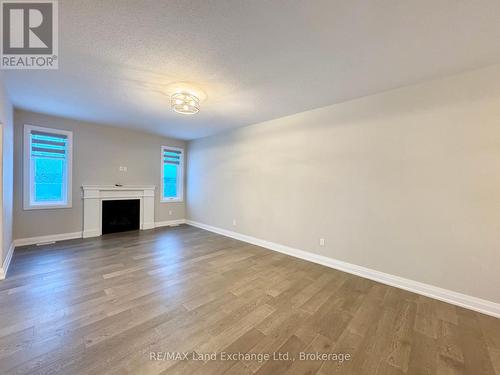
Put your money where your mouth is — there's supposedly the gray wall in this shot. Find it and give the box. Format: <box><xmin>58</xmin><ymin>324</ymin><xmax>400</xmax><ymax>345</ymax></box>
<box><xmin>187</xmin><ymin>64</ymin><xmax>500</xmax><ymax>304</ymax></box>
<box><xmin>14</xmin><ymin>110</ymin><xmax>186</xmax><ymax>239</ymax></box>
<box><xmin>0</xmin><ymin>74</ymin><xmax>13</xmax><ymax>264</ymax></box>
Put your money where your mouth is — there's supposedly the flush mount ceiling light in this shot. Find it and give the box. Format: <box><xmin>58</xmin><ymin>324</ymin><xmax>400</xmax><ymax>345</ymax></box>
<box><xmin>171</xmin><ymin>92</ymin><xmax>200</xmax><ymax>115</ymax></box>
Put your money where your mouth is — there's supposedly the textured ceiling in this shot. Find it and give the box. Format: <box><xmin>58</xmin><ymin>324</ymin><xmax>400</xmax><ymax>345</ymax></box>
<box><xmin>4</xmin><ymin>0</ymin><xmax>500</xmax><ymax>140</ymax></box>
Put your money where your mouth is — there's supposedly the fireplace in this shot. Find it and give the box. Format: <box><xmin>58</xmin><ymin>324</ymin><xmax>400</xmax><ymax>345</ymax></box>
<box><xmin>102</xmin><ymin>199</ymin><xmax>140</xmax><ymax>234</ymax></box>
<box><xmin>82</xmin><ymin>185</ymin><xmax>155</xmax><ymax>238</ymax></box>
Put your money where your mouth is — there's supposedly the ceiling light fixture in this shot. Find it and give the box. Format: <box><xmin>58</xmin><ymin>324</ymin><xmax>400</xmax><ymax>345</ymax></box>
<box><xmin>171</xmin><ymin>92</ymin><xmax>200</xmax><ymax>115</ymax></box>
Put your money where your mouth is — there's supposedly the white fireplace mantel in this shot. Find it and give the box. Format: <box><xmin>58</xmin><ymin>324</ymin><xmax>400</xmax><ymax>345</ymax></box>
<box><xmin>82</xmin><ymin>185</ymin><xmax>155</xmax><ymax>238</ymax></box>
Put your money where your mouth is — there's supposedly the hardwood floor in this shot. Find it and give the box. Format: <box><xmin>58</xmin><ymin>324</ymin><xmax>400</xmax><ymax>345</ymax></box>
<box><xmin>0</xmin><ymin>225</ymin><xmax>499</xmax><ymax>375</ymax></box>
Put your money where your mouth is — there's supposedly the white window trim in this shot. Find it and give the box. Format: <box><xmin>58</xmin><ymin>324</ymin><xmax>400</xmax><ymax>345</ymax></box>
<box><xmin>160</xmin><ymin>145</ymin><xmax>184</xmax><ymax>203</ymax></box>
<box><xmin>23</xmin><ymin>124</ymin><xmax>73</xmax><ymax>210</ymax></box>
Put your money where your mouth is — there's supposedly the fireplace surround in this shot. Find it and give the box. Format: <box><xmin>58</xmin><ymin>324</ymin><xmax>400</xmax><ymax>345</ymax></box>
<box><xmin>81</xmin><ymin>185</ymin><xmax>155</xmax><ymax>238</ymax></box>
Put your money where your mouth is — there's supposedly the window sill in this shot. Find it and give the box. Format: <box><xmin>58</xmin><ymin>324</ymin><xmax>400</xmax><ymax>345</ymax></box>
<box><xmin>160</xmin><ymin>198</ymin><xmax>184</xmax><ymax>203</ymax></box>
<box><xmin>23</xmin><ymin>203</ymin><xmax>73</xmax><ymax>210</ymax></box>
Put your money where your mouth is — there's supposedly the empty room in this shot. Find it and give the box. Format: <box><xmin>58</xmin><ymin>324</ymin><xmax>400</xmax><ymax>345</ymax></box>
<box><xmin>1</xmin><ymin>1</ymin><xmax>500</xmax><ymax>374</ymax></box>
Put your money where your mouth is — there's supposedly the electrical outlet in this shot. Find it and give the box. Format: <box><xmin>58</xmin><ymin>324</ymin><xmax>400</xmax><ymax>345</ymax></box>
<box><xmin>319</xmin><ymin>238</ymin><xmax>326</xmax><ymax>246</ymax></box>
<box><xmin>169</xmin><ymin>210</ymin><xmax>173</xmax><ymax>215</ymax></box>
<box><xmin>232</xmin><ymin>219</ymin><xmax>237</xmax><ymax>226</ymax></box>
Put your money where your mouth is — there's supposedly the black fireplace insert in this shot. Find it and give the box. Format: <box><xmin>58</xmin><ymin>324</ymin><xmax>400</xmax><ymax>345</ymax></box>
<box><xmin>102</xmin><ymin>199</ymin><xmax>140</xmax><ymax>235</ymax></box>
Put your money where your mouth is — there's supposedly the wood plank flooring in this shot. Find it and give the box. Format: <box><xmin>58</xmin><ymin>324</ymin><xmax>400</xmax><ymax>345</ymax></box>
<box><xmin>0</xmin><ymin>224</ymin><xmax>499</xmax><ymax>374</ymax></box>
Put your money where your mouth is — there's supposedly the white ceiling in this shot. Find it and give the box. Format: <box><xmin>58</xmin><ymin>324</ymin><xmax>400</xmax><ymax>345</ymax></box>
<box><xmin>4</xmin><ymin>0</ymin><xmax>500</xmax><ymax>140</ymax></box>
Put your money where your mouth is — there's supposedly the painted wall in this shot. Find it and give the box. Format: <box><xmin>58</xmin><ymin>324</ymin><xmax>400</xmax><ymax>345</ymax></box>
<box><xmin>13</xmin><ymin>110</ymin><xmax>186</xmax><ymax>240</ymax></box>
<box><xmin>187</xmin><ymin>64</ymin><xmax>500</xmax><ymax>304</ymax></box>
<box><xmin>0</xmin><ymin>74</ymin><xmax>14</xmax><ymax>265</ymax></box>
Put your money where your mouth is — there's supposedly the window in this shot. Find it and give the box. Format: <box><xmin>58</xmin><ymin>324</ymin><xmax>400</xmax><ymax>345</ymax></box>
<box><xmin>161</xmin><ymin>146</ymin><xmax>184</xmax><ymax>202</ymax></box>
<box><xmin>24</xmin><ymin>125</ymin><xmax>73</xmax><ymax>209</ymax></box>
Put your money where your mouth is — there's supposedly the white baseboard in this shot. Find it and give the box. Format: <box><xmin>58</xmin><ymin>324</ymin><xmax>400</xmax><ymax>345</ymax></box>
<box><xmin>14</xmin><ymin>231</ymin><xmax>83</xmax><ymax>247</ymax></box>
<box><xmin>0</xmin><ymin>242</ymin><xmax>15</xmax><ymax>280</ymax></box>
<box><xmin>186</xmin><ymin>220</ymin><xmax>500</xmax><ymax>319</ymax></box>
<box><xmin>155</xmin><ymin>219</ymin><xmax>186</xmax><ymax>228</ymax></box>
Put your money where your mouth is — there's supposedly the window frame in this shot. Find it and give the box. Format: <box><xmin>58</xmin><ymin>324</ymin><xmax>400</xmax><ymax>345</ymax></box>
<box><xmin>23</xmin><ymin>124</ymin><xmax>73</xmax><ymax>210</ymax></box>
<box><xmin>160</xmin><ymin>145</ymin><xmax>184</xmax><ymax>203</ymax></box>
